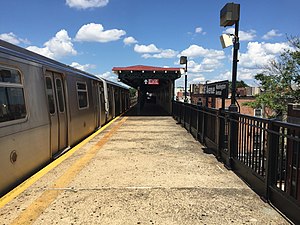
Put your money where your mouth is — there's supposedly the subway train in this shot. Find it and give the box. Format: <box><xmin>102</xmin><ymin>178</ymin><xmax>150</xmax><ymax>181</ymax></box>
<box><xmin>0</xmin><ymin>40</ymin><xmax>130</xmax><ymax>196</ymax></box>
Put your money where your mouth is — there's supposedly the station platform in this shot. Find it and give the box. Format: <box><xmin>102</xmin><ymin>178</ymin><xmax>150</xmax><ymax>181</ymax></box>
<box><xmin>0</xmin><ymin>114</ymin><xmax>289</xmax><ymax>224</ymax></box>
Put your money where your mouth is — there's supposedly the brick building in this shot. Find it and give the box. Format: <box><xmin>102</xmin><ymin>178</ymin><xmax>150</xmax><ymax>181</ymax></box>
<box><xmin>287</xmin><ymin>104</ymin><xmax>300</xmax><ymax>124</ymax></box>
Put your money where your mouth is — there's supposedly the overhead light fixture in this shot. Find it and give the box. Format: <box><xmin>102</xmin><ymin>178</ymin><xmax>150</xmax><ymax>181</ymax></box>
<box><xmin>220</xmin><ymin>34</ymin><xmax>233</xmax><ymax>48</ymax></box>
<box><xmin>179</xmin><ymin>68</ymin><xmax>185</xmax><ymax>74</ymax></box>
<box><xmin>179</xmin><ymin>56</ymin><xmax>188</xmax><ymax>102</ymax></box>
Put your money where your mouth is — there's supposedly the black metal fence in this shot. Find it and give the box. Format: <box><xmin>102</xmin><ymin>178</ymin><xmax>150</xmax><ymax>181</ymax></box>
<box><xmin>172</xmin><ymin>101</ymin><xmax>300</xmax><ymax>224</ymax></box>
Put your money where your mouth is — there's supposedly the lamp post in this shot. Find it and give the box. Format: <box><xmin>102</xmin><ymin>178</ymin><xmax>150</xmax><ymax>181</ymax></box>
<box><xmin>220</xmin><ymin>2</ymin><xmax>240</xmax><ymax>112</ymax></box>
<box><xmin>180</xmin><ymin>56</ymin><xmax>188</xmax><ymax>102</ymax></box>
<box><xmin>220</xmin><ymin>2</ymin><xmax>240</xmax><ymax>169</ymax></box>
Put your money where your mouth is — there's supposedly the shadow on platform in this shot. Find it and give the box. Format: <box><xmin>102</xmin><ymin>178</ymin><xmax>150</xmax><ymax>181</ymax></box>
<box><xmin>125</xmin><ymin>103</ymin><xmax>170</xmax><ymax>116</ymax></box>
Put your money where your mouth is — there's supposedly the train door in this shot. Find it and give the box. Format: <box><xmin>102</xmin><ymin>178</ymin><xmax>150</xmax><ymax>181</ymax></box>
<box><xmin>111</xmin><ymin>86</ymin><xmax>116</xmax><ymax>118</ymax></box>
<box><xmin>45</xmin><ymin>71</ymin><xmax>68</xmax><ymax>156</ymax></box>
<box><xmin>94</xmin><ymin>81</ymin><xmax>101</xmax><ymax>128</ymax></box>
<box><xmin>115</xmin><ymin>88</ymin><xmax>120</xmax><ymax>116</ymax></box>
<box><xmin>99</xmin><ymin>83</ymin><xmax>106</xmax><ymax>125</ymax></box>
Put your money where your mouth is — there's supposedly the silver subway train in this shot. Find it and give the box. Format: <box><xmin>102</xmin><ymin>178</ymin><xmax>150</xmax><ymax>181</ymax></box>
<box><xmin>0</xmin><ymin>40</ymin><xmax>130</xmax><ymax>196</ymax></box>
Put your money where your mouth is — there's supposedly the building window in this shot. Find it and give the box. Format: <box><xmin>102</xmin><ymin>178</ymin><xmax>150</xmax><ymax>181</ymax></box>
<box><xmin>0</xmin><ymin>66</ymin><xmax>27</xmax><ymax>123</ymax></box>
<box><xmin>254</xmin><ymin>108</ymin><xmax>263</xmax><ymax>118</ymax></box>
<box><xmin>77</xmin><ymin>81</ymin><xmax>88</xmax><ymax>109</ymax></box>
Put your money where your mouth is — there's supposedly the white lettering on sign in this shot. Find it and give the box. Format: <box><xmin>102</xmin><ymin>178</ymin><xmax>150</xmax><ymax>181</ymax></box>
<box><xmin>148</xmin><ymin>79</ymin><xmax>159</xmax><ymax>85</ymax></box>
<box><xmin>216</xmin><ymin>84</ymin><xmax>227</xmax><ymax>90</ymax></box>
<box><xmin>204</xmin><ymin>80</ymin><xmax>229</xmax><ymax>97</ymax></box>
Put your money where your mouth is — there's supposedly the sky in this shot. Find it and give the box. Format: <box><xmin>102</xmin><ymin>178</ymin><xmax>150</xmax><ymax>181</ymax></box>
<box><xmin>0</xmin><ymin>0</ymin><xmax>299</xmax><ymax>88</ymax></box>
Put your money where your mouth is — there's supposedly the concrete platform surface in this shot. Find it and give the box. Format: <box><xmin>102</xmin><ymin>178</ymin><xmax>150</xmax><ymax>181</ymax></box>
<box><xmin>0</xmin><ymin>116</ymin><xmax>289</xmax><ymax>225</ymax></box>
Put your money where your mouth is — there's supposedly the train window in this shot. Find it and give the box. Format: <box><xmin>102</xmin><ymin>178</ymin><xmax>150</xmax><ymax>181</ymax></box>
<box><xmin>55</xmin><ymin>78</ymin><xmax>65</xmax><ymax>112</ymax></box>
<box><xmin>45</xmin><ymin>77</ymin><xmax>55</xmax><ymax>114</ymax></box>
<box><xmin>0</xmin><ymin>68</ymin><xmax>21</xmax><ymax>84</ymax></box>
<box><xmin>76</xmin><ymin>82</ymin><xmax>89</xmax><ymax>109</ymax></box>
<box><xmin>0</xmin><ymin>66</ymin><xmax>26</xmax><ymax>123</ymax></box>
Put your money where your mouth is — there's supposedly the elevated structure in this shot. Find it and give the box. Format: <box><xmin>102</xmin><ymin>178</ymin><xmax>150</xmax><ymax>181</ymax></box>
<box><xmin>112</xmin><ymin>65</ymin><xmax>182</xmax><ymax>114</ymax></box>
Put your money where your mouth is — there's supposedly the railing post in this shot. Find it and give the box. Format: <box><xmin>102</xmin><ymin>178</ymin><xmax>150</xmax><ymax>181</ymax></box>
<box><xmin>172</xmin><ymin>101</ymin><xmax>175</xmax><ymax>118</ymax></box>
<box><xmin>226</xmin><ymin>112</ymin><xmax>239</xmax><ymax>169</ymax></box>
<box><xmin>179</xmin><ymin>102</ymin><xmax>182</xmax><ymax>123</ymax></box>
<box><xmin>196</xmin><ymin>105</ymin><xmax>200</xmax><ymax>141</ymax></box>
<box><xmin>217</xmin><ymin>108</ymin><xmax>224</xmax><ymax>160</ymax></box>
<box><xmin>183</xmin><ymin>103</ymin><xmax>186</xmax><ymax>128</ymax></box>
<box><xmin>201</xmin><ymin>108</ymin><xmax>206</xmax><ymax>143</ymax></box>
<box><xmin>265</xmin><ymin>120</ymin><xmax>279</xmax><ymax>201</ymax></box>
<box><xmin>189</xmin><ymin>105</ymin><xmax>192</xmax><ymax>133</ymax></box>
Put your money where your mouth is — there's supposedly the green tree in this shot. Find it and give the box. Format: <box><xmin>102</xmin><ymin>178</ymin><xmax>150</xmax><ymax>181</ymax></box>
<box><xmin>245</xmin><ymin>36</ymin><xmax>300</xmax><ymax>119</ymax></box>
<box><xmin>129</xmin><ymin>88</ymin><xmax>137</xmax><ymax>97</ymax></box>
<box><xmin>236</xmin><ymin>80</ymin><xmax>249</xmax><ymax>88</ymax></box>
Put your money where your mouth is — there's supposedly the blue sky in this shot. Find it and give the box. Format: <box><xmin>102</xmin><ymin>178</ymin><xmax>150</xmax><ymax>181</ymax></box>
<box><xmin>0</xmin><ymin>0</ymin><xmax>299</xmax><ymax>87</ymax></box>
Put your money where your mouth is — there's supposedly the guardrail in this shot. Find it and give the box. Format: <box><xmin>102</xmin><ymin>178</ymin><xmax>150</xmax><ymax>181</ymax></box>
<box><xmin>172</xmin><ymin>101</ymin><xmax>300</xmax><ymax>224</ymax></box>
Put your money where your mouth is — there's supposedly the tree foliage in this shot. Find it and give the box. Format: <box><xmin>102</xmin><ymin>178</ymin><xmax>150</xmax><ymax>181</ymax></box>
<box><xmin>245</xmin><ymin>36</ymin><xmax>300</xmax><ymax>118</ymax></box>
<box><xmin>129</xmin><ymin>88</ymin><xmax>137</xmax><ymax>97</ymax></box>
<box><xmin>229</xmin><ymin>80</ymin><xmax>249</xmax><ymax>89</ymax></box>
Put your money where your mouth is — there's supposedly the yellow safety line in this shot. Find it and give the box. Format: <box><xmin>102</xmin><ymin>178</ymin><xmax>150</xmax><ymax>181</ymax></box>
<box><xmin>10</xmin><ymin>116</ymin><xmax>128</xmax><ymax>225</ymax></box>
<box><xmin>0</xmin><ymin>115</ymin><xmax>123</xmax><ymax>208</ymax></box>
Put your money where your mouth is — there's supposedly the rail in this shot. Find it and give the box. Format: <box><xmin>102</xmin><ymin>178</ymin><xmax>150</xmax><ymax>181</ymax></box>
<box><xmin>172</xmin><ymin>101</ymin><xmax>300</xmax><ymax>224</ymax></box>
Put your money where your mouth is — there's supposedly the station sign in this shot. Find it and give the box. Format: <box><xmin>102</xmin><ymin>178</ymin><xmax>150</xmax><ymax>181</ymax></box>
<box><xmin>147</xmin><ymin>79</ymin><xmax>159</xmax><ymax>85</ymax></box>
<box><xmin>204</xmin><ymin>80</ymin><xmax>229</xmax><ymax>98</ymax></box>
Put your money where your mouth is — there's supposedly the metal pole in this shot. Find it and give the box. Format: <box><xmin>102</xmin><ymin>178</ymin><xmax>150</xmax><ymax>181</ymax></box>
<box><xmin>184</xmin><ymin>62</ymin><xmax>187</xmax><ymax>102</ymax></box>
<box><xmin>229</xmin><ymin>20</ymin><xmax>239</xmax><ymax>112</ymax></box>
<box><xmin>227</xmin><ymin>20</ymin><xmax>240</xmax><ymax>169</ymax></box>
<box><xmin>205</xmin><ymin>80</ymin><xmax>208</xmax><ymax>107</ymax></box>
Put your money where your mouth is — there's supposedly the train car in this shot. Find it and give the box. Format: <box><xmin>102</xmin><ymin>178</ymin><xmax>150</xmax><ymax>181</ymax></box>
<box><xmin>0</xmin><ymin>40</ymin><xmax>129</xmax><ymax>196</ymax></box>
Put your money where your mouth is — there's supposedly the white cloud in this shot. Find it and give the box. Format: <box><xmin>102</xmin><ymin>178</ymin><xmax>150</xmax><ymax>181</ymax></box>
<box><xmin>188</xmin><ymin>60</ymin><xmax>209</xmax><ymax>73</ymax></box>
<box><xmin>195</xmin><ymin>27</ymin><xmax>203</xmax><ymax>33</ymax></box>
<box><xmin>75</xmin><ymin>23</ymin><xmax>126</xmax><ymax>43</ymax></box>
<box><xmin>218</xmin><ymin>71</ymin><xmax>231</xmax><ymax>81</ymax></box>
<box><xmin>180</xmin><ymin>45</ymin><xmax>225</xmax><ymax>59</ymax></box>
<box><xmin>224</xmin><ymin>28</ymin><xmax>256</xmax><ymax>41</ymax></box>
<box><xmin>238</xmin><ymin>68</ymin><xmax>262</xmax><ymax>80</ymax></box>
<box><xmin>0</xmin><ymin>32</ymin><xmax>30</xmax><ymax>45</ymax></box>
<box><xmin>218</xmin><ymin>68</ymin><xmax>263</xmax><ymax>82</ymax></box>
<box><xmin>98</xmin><ymin>71</ymin><xmax>115</xmax><ymax>81</ymax></box>
<box><xmin>66</xmin><ymin>0</ymin><xmax>109</xmax><ymax>9</ymax></box>
<box><xmin>123</xmin><ymin>36</ymin><xmax>138</xmax><ymax>45</ymax></box>
<box><xmin>97</xmin><ymin>71</ymin><xmax>129</xmax><ymax>87</ymax></box>
<box><xmin>239</xmin><ymin>41</ymin><xmax>290</xmax><ymax>69</ymax></box>
<box><xmin>187</xmin><ymin>59</ymin><xmax>222</xmax><ymax>74</ymax></box>
<box><xmin>27</xmin><ymin>29</ymin><xmax>77</xmax><ymax>59</ymax></box>
<box><xmin>195</xmin><ymin>27</ymin><xmax>206</xmax><ymax>35</ymax></box>
<box><xmin>70</xmin><ymin>62</ymin><xmax>96</xmax><ymax>71</ymax></box>
<box><xmin>142</xmin><ymin>49</ymin><xmax>178</xmax><ymax>59</ymax></box>
<box><xmin>216</xmin><ymin>41</ymin><xmax>291</xmax><ymax>83</ymax></box>
<box><xmin>134</xmin><ymin>44</ymin><xmax>160</xmax><ymax>54</ymax></box>
<box><xmin>134</xmin><ymin>44</ymin><xmax>178</xmax><ymax>59</ymax></box>
<box><xmin>262</xmin><ymin>29</ymin><xmax>283</xmax><ymax>40</ymax></box>
<box><xmin>192</xmin><ymin>76</ymin><xmax>205</xmax><ymax>83</ymax></box>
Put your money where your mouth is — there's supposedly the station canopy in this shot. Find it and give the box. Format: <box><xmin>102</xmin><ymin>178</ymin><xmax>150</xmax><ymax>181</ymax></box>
<box><xmin>112</xmin><ymin>65</ymin><xmax>182</xmax><ymax>90</ymax></box>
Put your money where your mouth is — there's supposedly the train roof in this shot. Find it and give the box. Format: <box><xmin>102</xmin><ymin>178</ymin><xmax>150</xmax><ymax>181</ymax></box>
<box><xmin>100</xmin><ymin>77</ymin><xmax>129</xmax><ymax>89</ymax></box>
<box><xmin>0</xmin><ymin>40</ymin><xmax>128</xmax><ymax>89</ymax></box>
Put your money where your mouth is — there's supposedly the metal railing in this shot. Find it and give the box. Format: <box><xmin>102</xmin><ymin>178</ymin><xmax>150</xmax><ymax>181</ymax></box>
<box><xmin>172</xmin><ymin>101</ymin><xmax>300</xmax><ymax>224</ymax></box>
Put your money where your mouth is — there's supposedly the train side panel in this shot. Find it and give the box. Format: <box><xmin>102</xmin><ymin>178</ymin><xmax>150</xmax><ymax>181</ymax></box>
<box><xmin>0</xmin><ymin>57</ymin><xmax>50</xmax><ymax>195</ymax></box>
<box><xmin>66</xmin><ymin>73</ymin><xmax>97</xmax><ymax>146</ymax></box>
<box><xmin>0</xmin><ymin>40</ymin><xmax>130</xmax><ymax>196</ymax></box>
